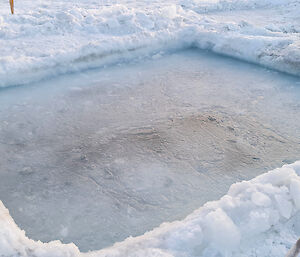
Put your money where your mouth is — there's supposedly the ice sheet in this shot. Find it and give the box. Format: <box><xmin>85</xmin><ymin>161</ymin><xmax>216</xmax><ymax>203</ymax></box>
<box><xmin>0</xmin><ymin>50</ymin><xmax>300</xmax><ymax>253</ymax></box>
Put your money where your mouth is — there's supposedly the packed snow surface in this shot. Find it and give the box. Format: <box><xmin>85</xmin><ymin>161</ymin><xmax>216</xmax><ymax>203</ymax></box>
<box><xmin>0</xmin><ymin>0</ymin><xmax>300</xmax><ymax>87</ymax></box>
<box><xmin>1</xmin><ymin>161</ymin><xmax>300</xmax><ymax>257</ymax></box>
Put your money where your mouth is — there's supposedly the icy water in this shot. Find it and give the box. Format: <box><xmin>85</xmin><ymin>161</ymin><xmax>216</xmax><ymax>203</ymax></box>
<box><xmin>0</xmin><ymin>49</ymin><xmax>300</xmax><ymax>252</ymax></box>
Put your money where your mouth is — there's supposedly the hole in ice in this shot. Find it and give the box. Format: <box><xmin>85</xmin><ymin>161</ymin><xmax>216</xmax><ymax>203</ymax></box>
<box><xmin>0</xmin><ymin>49</ymin><xmax>300</xmax><ymax>251</ymax></box>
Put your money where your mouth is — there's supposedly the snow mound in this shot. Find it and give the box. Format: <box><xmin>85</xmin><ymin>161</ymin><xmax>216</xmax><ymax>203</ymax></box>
<box><xmin>1</xmin><ymin>161</ymin><xmax>300</xmax><ymax>257</ymax></box>
<box><xmin>0</xmin><ymin>0</ymin><xmax>299</xmax><ymax>88</ymax></box>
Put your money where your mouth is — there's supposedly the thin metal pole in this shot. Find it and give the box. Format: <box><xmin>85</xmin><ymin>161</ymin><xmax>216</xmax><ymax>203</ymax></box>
<box><xmin>10</xmin><ymin>0</ymin><xmax>14</xmax><ymax>14</ymax></box>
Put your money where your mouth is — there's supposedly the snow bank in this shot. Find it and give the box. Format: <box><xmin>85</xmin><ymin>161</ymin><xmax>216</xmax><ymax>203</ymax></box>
<box><xmin>180</xmin><ymin>0</ymin><xmax>298</xmax><ymax>12</ymax></box>
<box><xmin>1</xmin><ymin>161</ymin><xmax>300</xmax><ymax>257</ymax></box>
<box><xmin>0</xmin><ymin>0</ymin><xmax>299</xmax><ymax>88</ymax></box>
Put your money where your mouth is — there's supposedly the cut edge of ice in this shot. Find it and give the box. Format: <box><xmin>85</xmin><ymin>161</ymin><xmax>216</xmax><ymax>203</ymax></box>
<box><xmin>1</xmin><ymin>161</ymin><xmax>300</xmax><ymax>257</ymax></box>
<box><xmin>1</xmin><ymin>34</ymin><xmax>299</xmax><ymax>90</ymax></box>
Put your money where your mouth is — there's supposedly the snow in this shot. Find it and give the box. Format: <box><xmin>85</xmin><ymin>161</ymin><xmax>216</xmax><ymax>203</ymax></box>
<box><xmin>1</xmin><ymin>161</ymin><xmax>300</xmax><ymax>257</ymax></box>
<box><xmin>0</xmin><ymin>0</ymin><xmax>299</xmax><ymax>88</ymax></box>
<box><xmin>290</xmin><ymin>179</ymin><xmax>300</xmax><ymax>210</ymax></box>
<box><xmin>251</xmin><ymin>192</ymin><xmax>272</xmax><ymax>207</ymax></box>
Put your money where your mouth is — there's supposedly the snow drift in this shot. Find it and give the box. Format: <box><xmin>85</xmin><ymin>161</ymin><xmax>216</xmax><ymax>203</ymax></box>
<box><xmin>1</xmin><ymin>161</ymin><xmax>300</xmax><ymax>257</ymax></box>
<box><xmin>0</xmin><ymin>0</ymin><xmax>299</xmax><ymax>88</ymax></box>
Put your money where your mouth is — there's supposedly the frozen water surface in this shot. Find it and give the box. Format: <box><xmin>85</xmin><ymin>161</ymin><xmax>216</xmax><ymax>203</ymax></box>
<box><xmin>0</xmin><ymin>49</ymin><xmax>300</xmax><ymax>251</ymax></box>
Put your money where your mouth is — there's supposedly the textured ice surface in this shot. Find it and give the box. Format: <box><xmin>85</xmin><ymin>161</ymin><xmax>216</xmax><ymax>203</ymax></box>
<box><xmin>0</xmin><ymin>49</ymin><xmax>300</xmax><ymax>252</ymax></box>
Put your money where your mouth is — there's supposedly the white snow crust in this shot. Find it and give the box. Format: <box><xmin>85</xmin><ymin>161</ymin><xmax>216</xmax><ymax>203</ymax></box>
<box><xmin>0</xmin><ymin>0</ymin><xmax>299</xmax><ymax>88</ymax></box>
<box><xmin>1</xmin><ymin>161</ymin><xmax>300</xmax><ymax>257</ymax></box>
